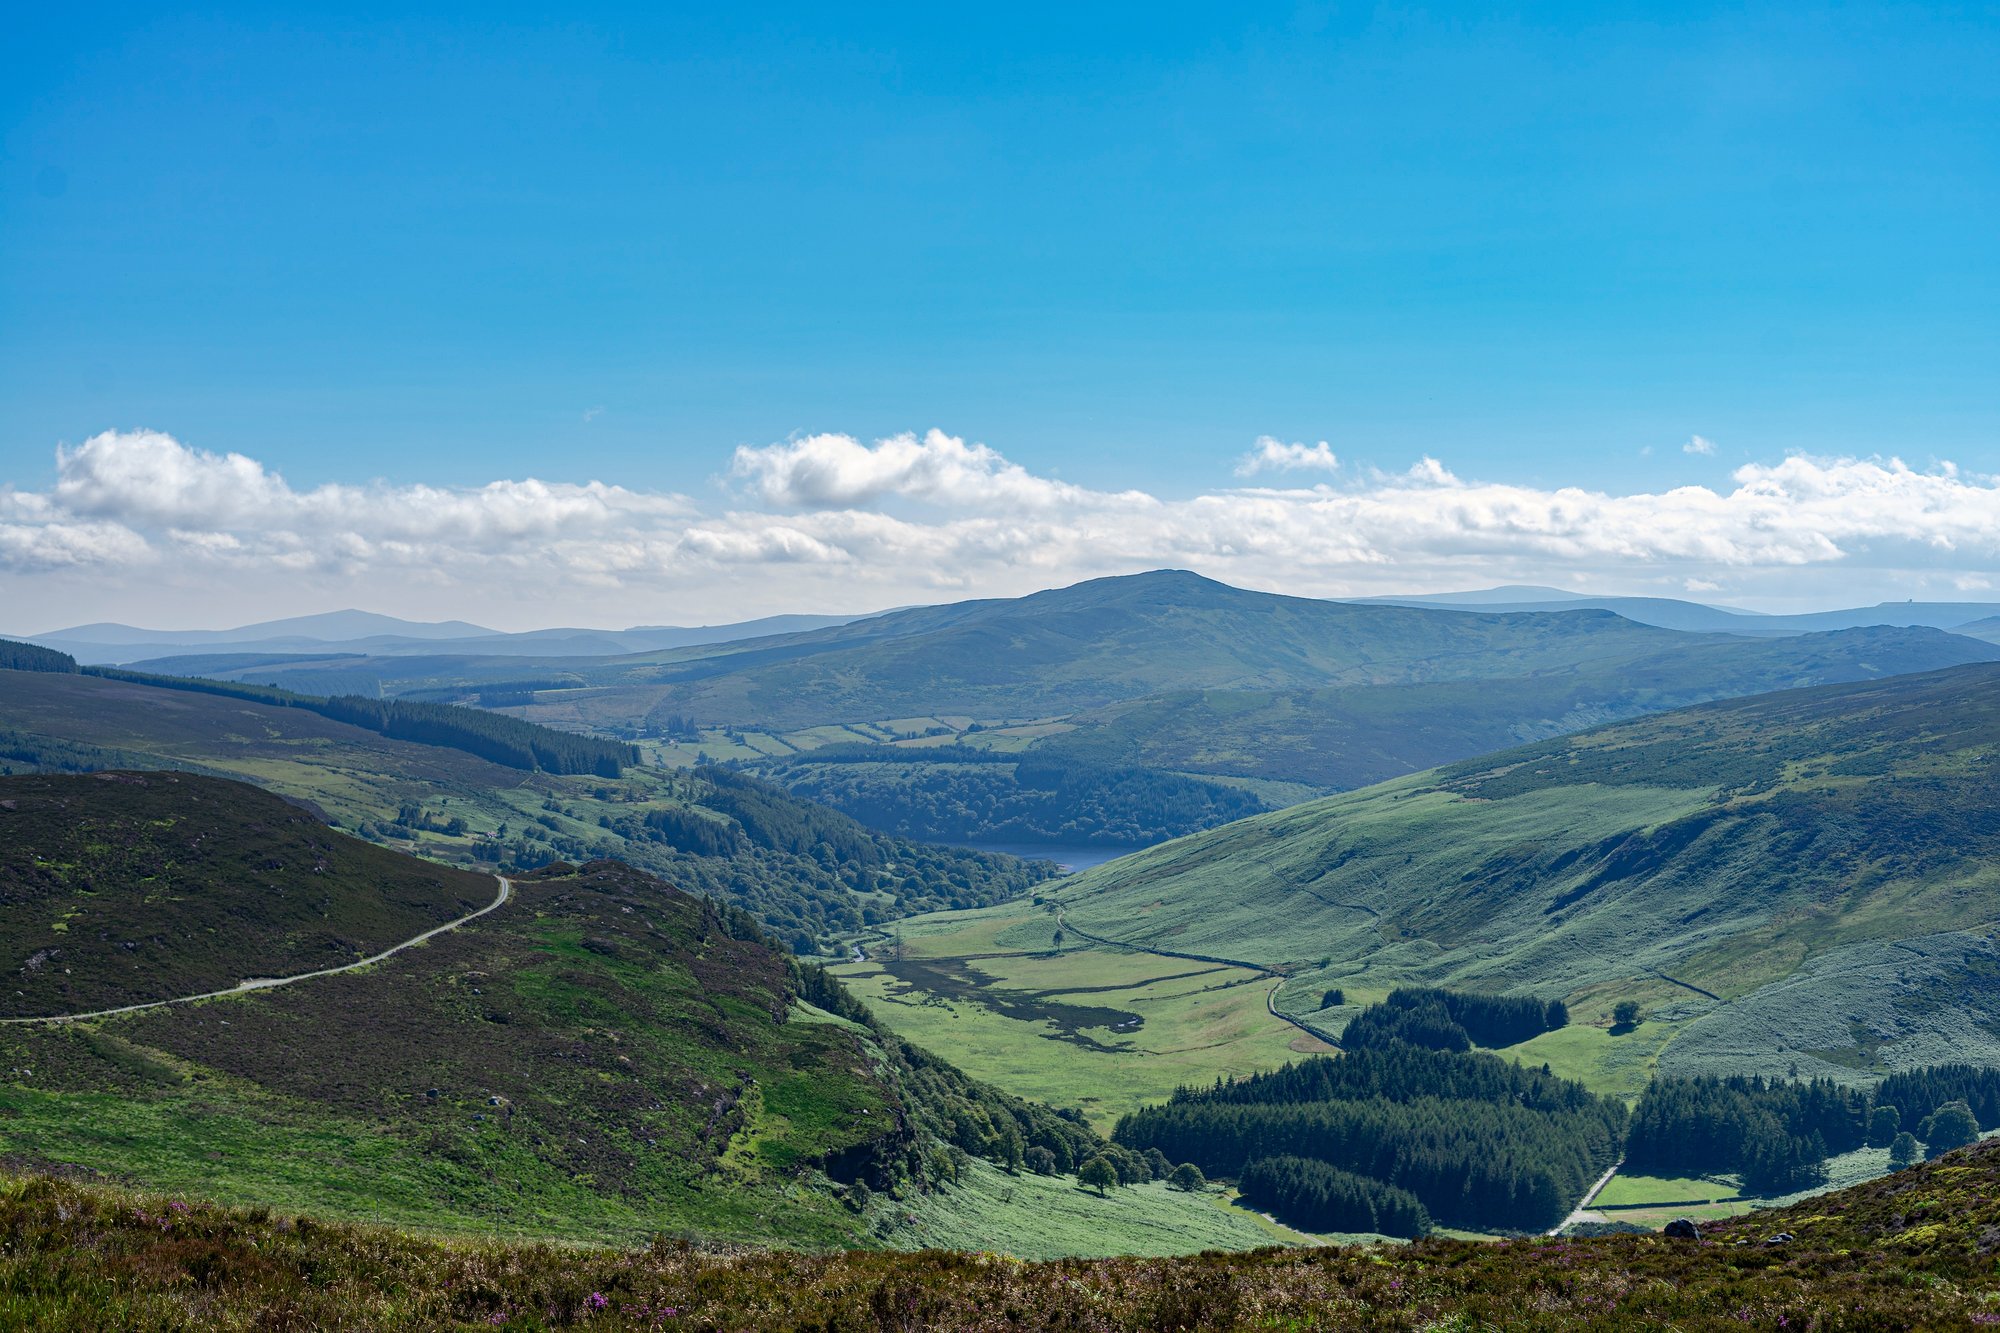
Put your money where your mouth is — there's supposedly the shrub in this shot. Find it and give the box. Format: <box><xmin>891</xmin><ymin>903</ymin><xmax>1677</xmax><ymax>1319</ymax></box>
<box><xmin>1078</xmin><ymin>1157</ymin><xmax>1119</xmax><ymax>1196</ymax></box>
<box><xmin>1922</xmin><ymin>1101</ymin><xmax>1978</xmax><ymax>1157</ymax></box>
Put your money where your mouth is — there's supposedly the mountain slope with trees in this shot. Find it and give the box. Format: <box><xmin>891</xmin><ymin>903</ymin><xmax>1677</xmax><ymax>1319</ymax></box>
<box><xmin>67</xmin><ymin>575</ymin><xmax>1999</xmax><ymax>847</ymax></box>
<box><xmin>0</xmin><ymin>666</ymin><xmax>1050</xmax><ymax>953</ymax></box>
<box><xmin>1057</xmin><ymin>662</ymin><xmax>2000</xmax><ymax>1084</ymax></box>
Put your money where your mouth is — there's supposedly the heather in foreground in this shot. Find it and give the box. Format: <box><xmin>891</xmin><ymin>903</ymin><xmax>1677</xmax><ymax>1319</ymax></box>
<box><xmin>9</xmin><ymin>1143</ymin><xmax>2000</xmax><ymax>1329</ymax></box>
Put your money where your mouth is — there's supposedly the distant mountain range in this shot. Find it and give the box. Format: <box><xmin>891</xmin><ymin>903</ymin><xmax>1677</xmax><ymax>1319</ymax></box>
<box><xmin>25</xmin><ymin>572</ymin><xmax>2000</xmax><ymax>846</ymax></box>
<box><xmin>1354</xmin><ymin>588</ymin><xmax>2000</xmax><ymax>636</ymax></box>
<box><xmin>22</xmin><ymin>608</ymin><xmax>883</xmax><ymax>664</ymax></box>
<box><xmin>33</xmin><ymin>582</ymin><xmax>2000</xmax><ymax>668</ymax></box>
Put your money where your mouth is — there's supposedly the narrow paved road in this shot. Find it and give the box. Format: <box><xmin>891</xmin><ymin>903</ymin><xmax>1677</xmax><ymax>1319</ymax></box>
<box><xmin>1</xmin><ymin>875</ymin><xmax>512</xmax><ymax>1026</ymax></box>
<box><xmin>1550</xmin><ymin>1158</ymin><xmax>1625</xmax><ymax>1235</ymax></box>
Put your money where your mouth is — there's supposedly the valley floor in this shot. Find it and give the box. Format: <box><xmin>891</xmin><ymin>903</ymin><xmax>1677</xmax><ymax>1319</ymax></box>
<box><xmin>830</xmin><ymin>901</ymin><xmax>1328</xmax><ymax>1130</ymax></box>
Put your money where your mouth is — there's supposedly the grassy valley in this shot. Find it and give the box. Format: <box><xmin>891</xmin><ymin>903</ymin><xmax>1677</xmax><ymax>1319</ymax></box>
<box><xmin>829</xmin><ymin>901</ymin><xmax>1328</xmax><ymax>1130</ymax></box>
<box><xmin>1049</xmin><ymin>662</ymin><xmax>2000</xmax><ymax>1089</ymax></box>
<box><xmin>0</xmin><ymin>774</ymin><xmax>1269</xmax><ymax>1256</ymax></box>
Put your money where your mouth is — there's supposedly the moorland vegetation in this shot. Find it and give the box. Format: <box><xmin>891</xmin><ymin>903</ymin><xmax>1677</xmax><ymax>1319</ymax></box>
<box><xmin>0</xmin><ymin>661</ymin><xmax>1051</xmax><ymax>953</ymax></box>
<box><xmin>8</xmin><ymin>1136</ymin><xmax>2000</xmax><ymax>1328</ymax></box>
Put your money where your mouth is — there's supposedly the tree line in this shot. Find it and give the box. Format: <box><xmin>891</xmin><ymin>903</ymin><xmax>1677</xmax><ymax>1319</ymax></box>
<box><xmin>599</xmin><ymin>769</ymin><xmax>1057</xmax><ymax>955</ymax></box>
<box><xmin>82</xmin><ymin>667</ymin><xmax>639</xmax><ymax>776</ymax></box>
<box><xmin>1878</xmin><ymin>1065</ymin><xmax>2000</xmax><ymax>1134</ymax></box>
<box><xmin>1118</xmin><ymin>1046</ymin><xmax>1626</xmax><ymax>1233</ymax></box>
<box><xmin>1628</xmin><ymin>1066</ymin><xmax>1996</xmax><ymax>1196</ymax></box>
<box><xmin>1340</xmin><ymin>987</ymin><xmax>1569</xmax><ymax>1054</ymax></box>
<box><xmin>1238</xmin><ymin>1155</ymin><xmax>1432</xmax><ymax>1238</ymax></box>
<box><xmin>0</xmin><ymin>640</ymin><xmax>79</xmax><ymax>674</ymax></box>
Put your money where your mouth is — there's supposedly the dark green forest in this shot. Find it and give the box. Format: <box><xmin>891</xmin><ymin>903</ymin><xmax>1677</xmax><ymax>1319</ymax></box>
<box><xmin>771</xmin><ymin>746</ymin><xmax>1267</xmax><ymax>845</ymax></box>
<box><xmin>1115</xmin><ymin>1046</ymin><xmax>1626</xmax><ymax>1232</ymax></box>
<box><xmin>1629</xmin><ymin>1067</ymin><xmax>2000</xmax><ymax>1195</ymax></box>
<box><xmin>1340</xmin><ymin>988</ymin><xmax>1569</xmax><ymax>1053</ymax></box>
<box><xmin>585</xmin><ymin>768</ymin><xmax>1058</xmax><ymax>954</ymax></box>
<box><xmin>1238</xmin><ymin>1155</ymin><xmax>1432</xmax><ymax>1238</ymax></box>
<box><xmin>0</xmin><ymin>640</ymin><xmax>77</xmax><ymax>673</ymax></box>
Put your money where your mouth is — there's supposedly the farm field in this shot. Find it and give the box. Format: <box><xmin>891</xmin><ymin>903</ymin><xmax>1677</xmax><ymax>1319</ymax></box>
<box><xmin>830</xmin><ymin>902</ymin><xmax>1327</xmax><ymax>1129</ymax></box>
<box><xmin>1592</xmin><ymin>1172</ymin><xmax>1740</xmax><ymax>1209</ymax></box>
<box><xmin>1503</xmin><ymin>1014</ymin><xmax>1687</xmax><ymax>1101</ymax></box>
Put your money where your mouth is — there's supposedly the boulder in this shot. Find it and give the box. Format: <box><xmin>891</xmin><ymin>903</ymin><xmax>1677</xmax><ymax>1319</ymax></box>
<box><xmin>1663</xmin><ymin>1217</ymin><xmax>1702</xmax><ymax>1240</ymax></box>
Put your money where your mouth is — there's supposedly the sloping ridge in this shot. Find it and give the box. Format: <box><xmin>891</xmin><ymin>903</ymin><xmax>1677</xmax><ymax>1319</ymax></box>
<box><xmin>1059</xmin><ymin>661</ymin><xmax>2000</xmax><ymax>1080</ymax></box>
<box><xmin>0</xmin><ymin>771</ymin><xmax>496</xmax><ymax>1018</ymax></box>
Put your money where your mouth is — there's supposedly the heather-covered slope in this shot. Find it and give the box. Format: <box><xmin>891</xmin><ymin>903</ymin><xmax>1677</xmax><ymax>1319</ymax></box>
<box><xmin>0</xmin><ymin>771</ymin><xmax>493</xmax><ymax>1018</ymax></box>
<box><xmin>0</xmin><ymin>778</ymin><xmax>1259</xmax><ymax>1255</ymax></box>
<box><xmin>8</xmin><ymin>1134</ymin><xmax>2000</xmax><ymax>1328</ymax></box>
<box><xmin>0</xmin><ymin>856</ymin><xmax>1105</xmax><ymax>1248</ymax></box>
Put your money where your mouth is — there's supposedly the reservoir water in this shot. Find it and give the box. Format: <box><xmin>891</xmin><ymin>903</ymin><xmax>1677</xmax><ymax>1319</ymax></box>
<box><xmin>954</xmin><ymin>843</ymin><xmax>1135</xmax><ymax>875</ymax></box>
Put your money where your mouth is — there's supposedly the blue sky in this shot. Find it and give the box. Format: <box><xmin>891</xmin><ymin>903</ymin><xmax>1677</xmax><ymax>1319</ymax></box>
<box><xmin>3</xmin><ymin>4</ymin><xmax>1998</xmax><ymax>627</ymax></box>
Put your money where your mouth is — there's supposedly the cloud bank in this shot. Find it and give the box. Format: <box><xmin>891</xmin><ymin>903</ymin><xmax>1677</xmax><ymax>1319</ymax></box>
<box><xmin>5</xmin><ymin>428</ymin><xmax>1999</xmax><ymax>628</ymax></box>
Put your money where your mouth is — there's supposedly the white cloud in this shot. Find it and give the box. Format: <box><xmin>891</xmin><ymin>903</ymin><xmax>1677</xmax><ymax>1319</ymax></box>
<box><xmin>729</xmin><ymin>428</ymin><xmax>1150</xmax><ymax>512</ymax></box>
<box><xmin>47</xmin><ymin>429</ymin><xmax>689</xmax><ymax>549</ymax></box>
<box><xmin>1684</xmin><ymin>434</ymin><xmax>1717</xmax><ymax>456</ymax></box>
<box><xmin>6</xmin><ymin>428</ymin><xmax>2000</xmax><ymax>628</ymax></box>
<box><xmin>1234</xmin><ymin>437</ymin><xmax>1339</xmax><ymax>476</ymax></box>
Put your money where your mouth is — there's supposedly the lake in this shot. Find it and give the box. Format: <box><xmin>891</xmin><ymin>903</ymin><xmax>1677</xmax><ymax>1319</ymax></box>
<box><xmin>952</xmin><ymin>843</ymin><xmax>1137</xmax><ymax>875</ymax></box>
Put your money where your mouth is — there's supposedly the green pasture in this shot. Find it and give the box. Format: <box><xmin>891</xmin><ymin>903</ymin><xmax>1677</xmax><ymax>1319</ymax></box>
<box><xmin>1593</xmin><ymin>1173</ymin><xmax>1741</xmax><ymax>1209</ymax></box>
<box><xmin>832</xmin><ymin>904</ymin><xmax>1325</xmax><ymax>1129</ymax></box>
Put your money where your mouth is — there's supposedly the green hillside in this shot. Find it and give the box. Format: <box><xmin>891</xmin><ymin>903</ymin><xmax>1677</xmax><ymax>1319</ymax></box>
<box><xmin>10</xmin><ymin>1136</ymin><xmax>2000</xmax><ymax>1328</ymax></box>
<box><xmin>0</xmin><ymin>667</ymin><xmax>1050</xmax><ymax>952</ymax></box>
<box><xmin>1057</xmin><ymin>662</ymin><xmax>2000</xmax><ymax>1088</ymax></box>
<box><xmin>0</xmin><ymin>776</ymin><xmax>1267</xmax><ymax>1253</ymax></box>
<box><xmin>1043</xmin><ymin>621</ymin><xmax>2000</xmax><ymax>787</ymax></box>
<box><xmin>0</xmin><ymin>771</ymin><xmax>493</xmax><ymax>1017</ymax></box>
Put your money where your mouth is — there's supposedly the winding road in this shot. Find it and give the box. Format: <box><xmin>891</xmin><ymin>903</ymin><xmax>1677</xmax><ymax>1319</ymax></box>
<box><xmin>1</xmin><ymin>874</ymin><xmax>512</xmax><ymax>1026</ymax></box>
